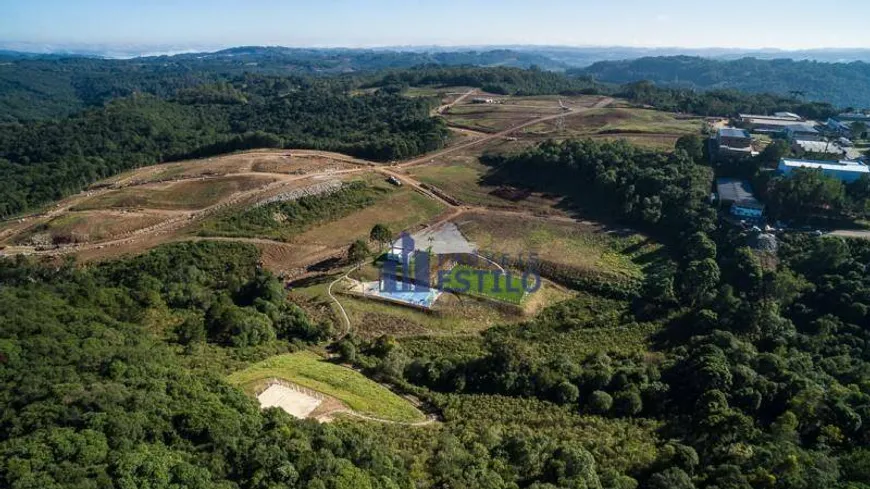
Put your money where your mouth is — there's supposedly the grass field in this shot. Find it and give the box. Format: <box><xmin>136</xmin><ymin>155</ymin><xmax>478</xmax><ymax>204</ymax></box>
<box><xmin>341</xmin><ymin>293</ymin><xmax>521</xmax><ymax>336</ymax></box>
<box><xmin>398</xmin><ymin>335</ymin><xmax>486</xmax><ymax>360</ymax></box>
<box><xmin>293</xmin><ymin>185</ymin><xmax>446</xmax><ymax>247</ymax></box>
<box><xmin>529</xmin><ymin>322</ymin><xmax>662</xmax><ymax>361</ymax></box>
<box><xmin>589</xmin><ymin>134</ymin><xmax>687</xmax><ymax>151</ymax></box>
<box><xmin>293</xmin><ymin>277</ymin><xmax>526</xmax><ymax>337</ymax></box>
<box><xmin>250</xmin><ymin>156</ymin><xmax>356</xmax><ymax>175</ymax></box>
<box><xmin>442</xmin><ymin>95</ymin><xmax>605</xmax><ymax>133</ymax></box>
<box><xmin>290</xmin><ymin>272</ymin><xmax>572</xmax><ymax>338</ymax></box>
<box><xmin>438</xmin><ymin>265</ymin><xmax>527</xmax><ymax>304</ymax></box>
<box><xmin>76</xmin><ymin>175</ymin><xmax>276</xmax><ymax>211</ymax></box>
<box><xmin>455</xmin><ymin>212</ymin><xmax>659</xmax><ymax>282</ymax></box>
<box><xmin>523</xmin><ymin>107</ymin><xmax>701</xmax><ymax>143</ymax></box>
<box><xmin>445</xmin><ymin>103</ymin><xmax>560</xmax><ymax>133</ymax></box>
<box><xmin>404</xmin><ymin>86</ymin><xmax>474</xmax><ymax>98</ymax></box>
<box><xmin>407</xmin><ymin>156</ymin><xmax>568</xmax><ymax>214</ymax></box>
<box><xmin>197</xmin><ymin>174</ymin><xmax>446</xmax><ymax>243</ymax></box>
<box><xmin>228</xmin><ymin>351</ymin><xmax>426</xmax><ymax>423</ymax></box>
<box><xmin>100</xmin><ymin>152</ymin><xmax>358</xmax><ymax>186</ymax></box>
<box><xmin>495</xmin><ymin>293</ymin><xmax>666</xmax><ymax>361</ymax></box>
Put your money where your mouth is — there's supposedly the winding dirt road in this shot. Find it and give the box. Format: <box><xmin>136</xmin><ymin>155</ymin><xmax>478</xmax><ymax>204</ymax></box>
<box><xmin>400</xmin><ymin>97</ymin><xmax>614</xmax><ymax>168</ymax></box>
<box><xmin>2</xmin><ymin>95</ymin><xmax>612</xmax><ymax>258</ymax></box>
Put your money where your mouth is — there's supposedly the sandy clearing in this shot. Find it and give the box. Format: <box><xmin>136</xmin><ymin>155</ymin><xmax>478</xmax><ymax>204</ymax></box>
<box><xmin>257</xmin><ymin>383</ymin><xmax>323</xmax><ymax>419</ymax></box>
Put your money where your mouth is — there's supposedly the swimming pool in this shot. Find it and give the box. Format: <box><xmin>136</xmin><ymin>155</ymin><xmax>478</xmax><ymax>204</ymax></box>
<box><xmin>362</xmin><ymin>281</ymin><xmax>441</xmax><ymax>308</ymax></box>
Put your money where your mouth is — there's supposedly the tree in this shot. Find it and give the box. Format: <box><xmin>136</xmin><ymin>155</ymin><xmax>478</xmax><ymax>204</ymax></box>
<box><xmin>369</xmin><ymin>224</ymin><xmax>393</xmax><ymax>251</ymax></box>
<box><xmin>676</xmin><ymin>134</ymin><xmax>704</xmax><ymax>163</ymax></box>
<box><xmin>680</xmin><ymin>259</ymin><xmax>721</xmax><ymax>304</ymax></box>
<box><xmin>588</xmin><ymin>391</ymin><xmax>613</xmax><ymax>414</ymax></box>
<box><xmin>338</xmin><ymin>338</ymin><xmax>358</xmax><ymax>363</ymax></box>
<box><xmin>684</xmin><ymin>232</ymin><xmax>717</xmax><ymax>262</ymax></box>
<box><xmin>846</xmin><ymin>174</ymin><xmax>870</xmax><ymax>210</ymax></box>
<box><xmin>348</xmin><ymin>239</ymin><xmax>370</xmax><ymax>264</ymax></box>
<box><xmin>768</xmin><ymin>169</ymin><xmax>846</xmax><ymax>219</ymax></box>
<box><xmin>729</xmin><ymin>247</ymin><xmax>763</xmax><ymax>295</ymax></box>
<box><xmin>647</xmin><ymin>468</ymin><xmax>695</xmax><ymax>489</ymax></box>
<box><xmin>176</xmin><ymin>315</ymin><xmax>206</xmax><ymax>345</ymax></box>
<box><xmin>229</xmin><ymin>309</ymin><xmax>276</xmax><ymax>348</ymax></box>
<box><xmin>759</xmin><ymin>139</ymin><xmax>790</xmax><ymax>165</ymax></box>
<box><xmin>553</xmin><ymin>381</ymin><xmax>580</xmax><ymax>404</ymax></box>
<box><xmin>613</xmin><ymin>388</ymin><xmax>643</xmax><ymax>416</ymax></box>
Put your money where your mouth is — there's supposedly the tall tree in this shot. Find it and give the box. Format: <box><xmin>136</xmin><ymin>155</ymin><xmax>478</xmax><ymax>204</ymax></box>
<box><xmin>369</xmin><ymin>223</ymin><xmax>393</xmax><ymax>251</ymax></box>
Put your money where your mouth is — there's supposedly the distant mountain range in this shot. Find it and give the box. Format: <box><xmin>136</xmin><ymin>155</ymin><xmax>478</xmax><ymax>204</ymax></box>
<box><xmin>5</xmin><ymin>42</ymin><xmax>870</xmax><ymax>65</ymax></box>
<box><xmin>2</xmin><ymin>44</ymin><xmax>870</xmax><ymax>115</ymax></box>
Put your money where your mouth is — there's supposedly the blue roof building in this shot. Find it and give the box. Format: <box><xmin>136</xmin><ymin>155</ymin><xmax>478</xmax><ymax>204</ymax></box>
<box><xmin>778</xmin><ymin>158</ymin><xmax>870</xmax><ymax>183</ymax></box>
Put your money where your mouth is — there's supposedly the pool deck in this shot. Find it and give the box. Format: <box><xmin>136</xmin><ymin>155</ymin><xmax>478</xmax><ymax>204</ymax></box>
<box><xmin>354</xmin><ymin>280</ymin><xmax>442</xmax><ymax>309</ymax></box>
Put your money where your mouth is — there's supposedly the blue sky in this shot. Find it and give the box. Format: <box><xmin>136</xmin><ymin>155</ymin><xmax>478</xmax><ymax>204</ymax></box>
<box><xmin>3</xmin><ymin>0</ymin><xmax>870</xmax><ymax>50</ymax></box>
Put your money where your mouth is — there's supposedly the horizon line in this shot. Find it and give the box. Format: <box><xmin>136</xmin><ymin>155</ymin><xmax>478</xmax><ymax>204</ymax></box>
<box><xmin>4</xmin><ymin>41</ymin><xmax>870</xmax><ymax>56</ymax></box>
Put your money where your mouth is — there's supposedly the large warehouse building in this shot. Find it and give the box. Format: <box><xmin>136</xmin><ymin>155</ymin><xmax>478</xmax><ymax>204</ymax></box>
<box><xmin>777</xmin><ymin>158</ymin><xmax>870</xmax><ymax>183</ymax></box>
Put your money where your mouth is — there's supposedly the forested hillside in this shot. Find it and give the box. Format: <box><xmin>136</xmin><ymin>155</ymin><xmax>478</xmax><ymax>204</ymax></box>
<box><xmin>0</xmin><ymin>76</ymin><xmax>448</xmax><ymax>218</ymax></box>
<box><xmin>616</xmin><ymin>81</ymin><xmax>837</xmax><ymax>120</ymax></box>
<box><xmin>0</xmin><ymin>242</ymin><xmax>388</xmax><ymax>488</ymax></box>
<box><xmin>368</xmin><ymin>65</ymin><xmax>600</xmax><ymax>95</ymax></box>
<box><xmin>379</xmin><ymin>139</ymin><xmax>870</xmax><ymax>488</ymax></box>
<box><xmin>578</xmin><ymin>56</ymin><xmax>870</xmax><ymax>108</ymax></box>
<box><xmin>6</xmin><ymin>137</ymin><xmax>870</xmax><ymax>487</ymax></box>
<box><xmin>0</xmin><ymin>48</ymin><xmax>562</xmax><ymax>122</ymax></box>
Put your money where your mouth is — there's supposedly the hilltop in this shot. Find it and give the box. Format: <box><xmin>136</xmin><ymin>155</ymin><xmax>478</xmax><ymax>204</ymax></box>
<box><xmin>578</xmin><ymin>55</ymin><xmax>870</xmax><ymax>108</ymax></box>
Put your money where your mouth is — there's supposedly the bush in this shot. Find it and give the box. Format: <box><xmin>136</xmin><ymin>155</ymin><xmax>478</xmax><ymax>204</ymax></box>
<box><xmin>588</xmin><ymin>391</ymin><xmax>614</xmax><ymax>414</ymax></box>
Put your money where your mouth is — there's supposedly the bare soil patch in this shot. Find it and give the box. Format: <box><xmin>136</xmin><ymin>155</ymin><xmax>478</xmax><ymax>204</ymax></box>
<box><xmin>76</xmin><ymin>175</ymin><xmax>279</xmax><ymax>211</ymax></box>
<box><xmin>16</xmin><ymin>210</ymin><xmax>171</xmax><ymax>245</ymax></box>
<box><xmin>257</xmin><ymin>382</ymin><xmax>324</xmax><ymax>418</ymax></box>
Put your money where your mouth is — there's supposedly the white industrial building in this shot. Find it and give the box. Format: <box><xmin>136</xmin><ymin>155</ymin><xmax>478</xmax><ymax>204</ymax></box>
<box><xmin>777</xmin><ymin>158</ymin><xmax>870</xmax><ymax>183</ymax></box>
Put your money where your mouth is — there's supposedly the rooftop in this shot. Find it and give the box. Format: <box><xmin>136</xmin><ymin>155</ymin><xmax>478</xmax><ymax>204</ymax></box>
<box><xmin>774</xmin><ymin>112</ymin><xmax>802</xmax><ymax>120</ymax></box>
<box><xmin>786</xmin><ymin>124</ymin><xmax>819</xmax><ymax>134</ymax></box>
<box><xmin>794</xmin><ymin>140</ymin><xmax>844</xmax><ymax>154</ymax></box>
<box><xmin>718</xmin><ymin>127</ymin><xmax>750</xmax><ymax>139</ymax></box>
<box><xmin>838</xmin><ymin>113</ymin><xmax>870</xmax><ymax>121</ymax></box>
<box><xmin>739</xmin><ymin>113</ymin><xmax>803</xmax><ymax>122</ymax></box>
<box><xmin>740</xmin><ymin>116</ymin><xmax>815</xmax><ymax>129</ymax></box>
<box><xmin>780</xmin><ymin>158</ymin><xmax>870</xmax><ymax>174</ymax></box>
<box><xmin>716</xmin><ymin>178</ymin><xmax>760</xmax><ymax>205</ymax></box>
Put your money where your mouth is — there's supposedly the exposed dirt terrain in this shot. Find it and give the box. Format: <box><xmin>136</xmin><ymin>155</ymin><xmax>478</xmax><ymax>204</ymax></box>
<box><xmin>0</xmin><ymin>94</ymin><xmax>658</xmax><ymax>289</ymax></box>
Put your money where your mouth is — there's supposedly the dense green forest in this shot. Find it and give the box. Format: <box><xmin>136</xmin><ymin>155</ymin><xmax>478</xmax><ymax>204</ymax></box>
<box><xmin>372</xmin><ymin>139</ymin><xmax>870</xmax><ymax>488</ymax></box>
<box><xmin>578</xmin><ymin>56</ymin><xmax>870</xmax><ymax>108</ymax></box>
<box><xmin>0</xmin><ymin>241</ymin><xmax>657</xmax><ymax>489</ymax></box>
<box><xmin>615</xmin><ymin>81</ymin><xmax>837</xmax><ymax>120</ymax></box>
<box><xmin>367</xmin><ymin>65</ymin><xmax>600</xmax><ymax>96</ymax></box>
<box><xmin>0</xmin><ymin>76</ymin><xmax>448</xmax><ymax>218</ymax></box>
<box><xmin>0</xmin><ymin>48</ymin><xmax>563</xmax><ymax>122</ymax></box>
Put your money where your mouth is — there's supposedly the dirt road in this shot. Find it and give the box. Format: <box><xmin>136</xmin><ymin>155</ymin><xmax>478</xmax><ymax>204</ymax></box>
<box><xmin>435</xmin><ymin>88</ymin><xmax>477</xmax><ymax>115</ymax></box>
<box><xmin>0</xmin><ymin>95</ymin><xmax>614</xmax><ymax>261</ymax></box>
<box><xmin>400</xmin><ymin>97</ymin><xmax>614</xmax><ymax>168</ymax></box>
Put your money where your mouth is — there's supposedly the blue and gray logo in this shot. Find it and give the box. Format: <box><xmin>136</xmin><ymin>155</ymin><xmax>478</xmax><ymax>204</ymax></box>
<box><xmin>380</xmin><ymin>232</ymin><xmax>541</xmax><ymax>298</ymax></box>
